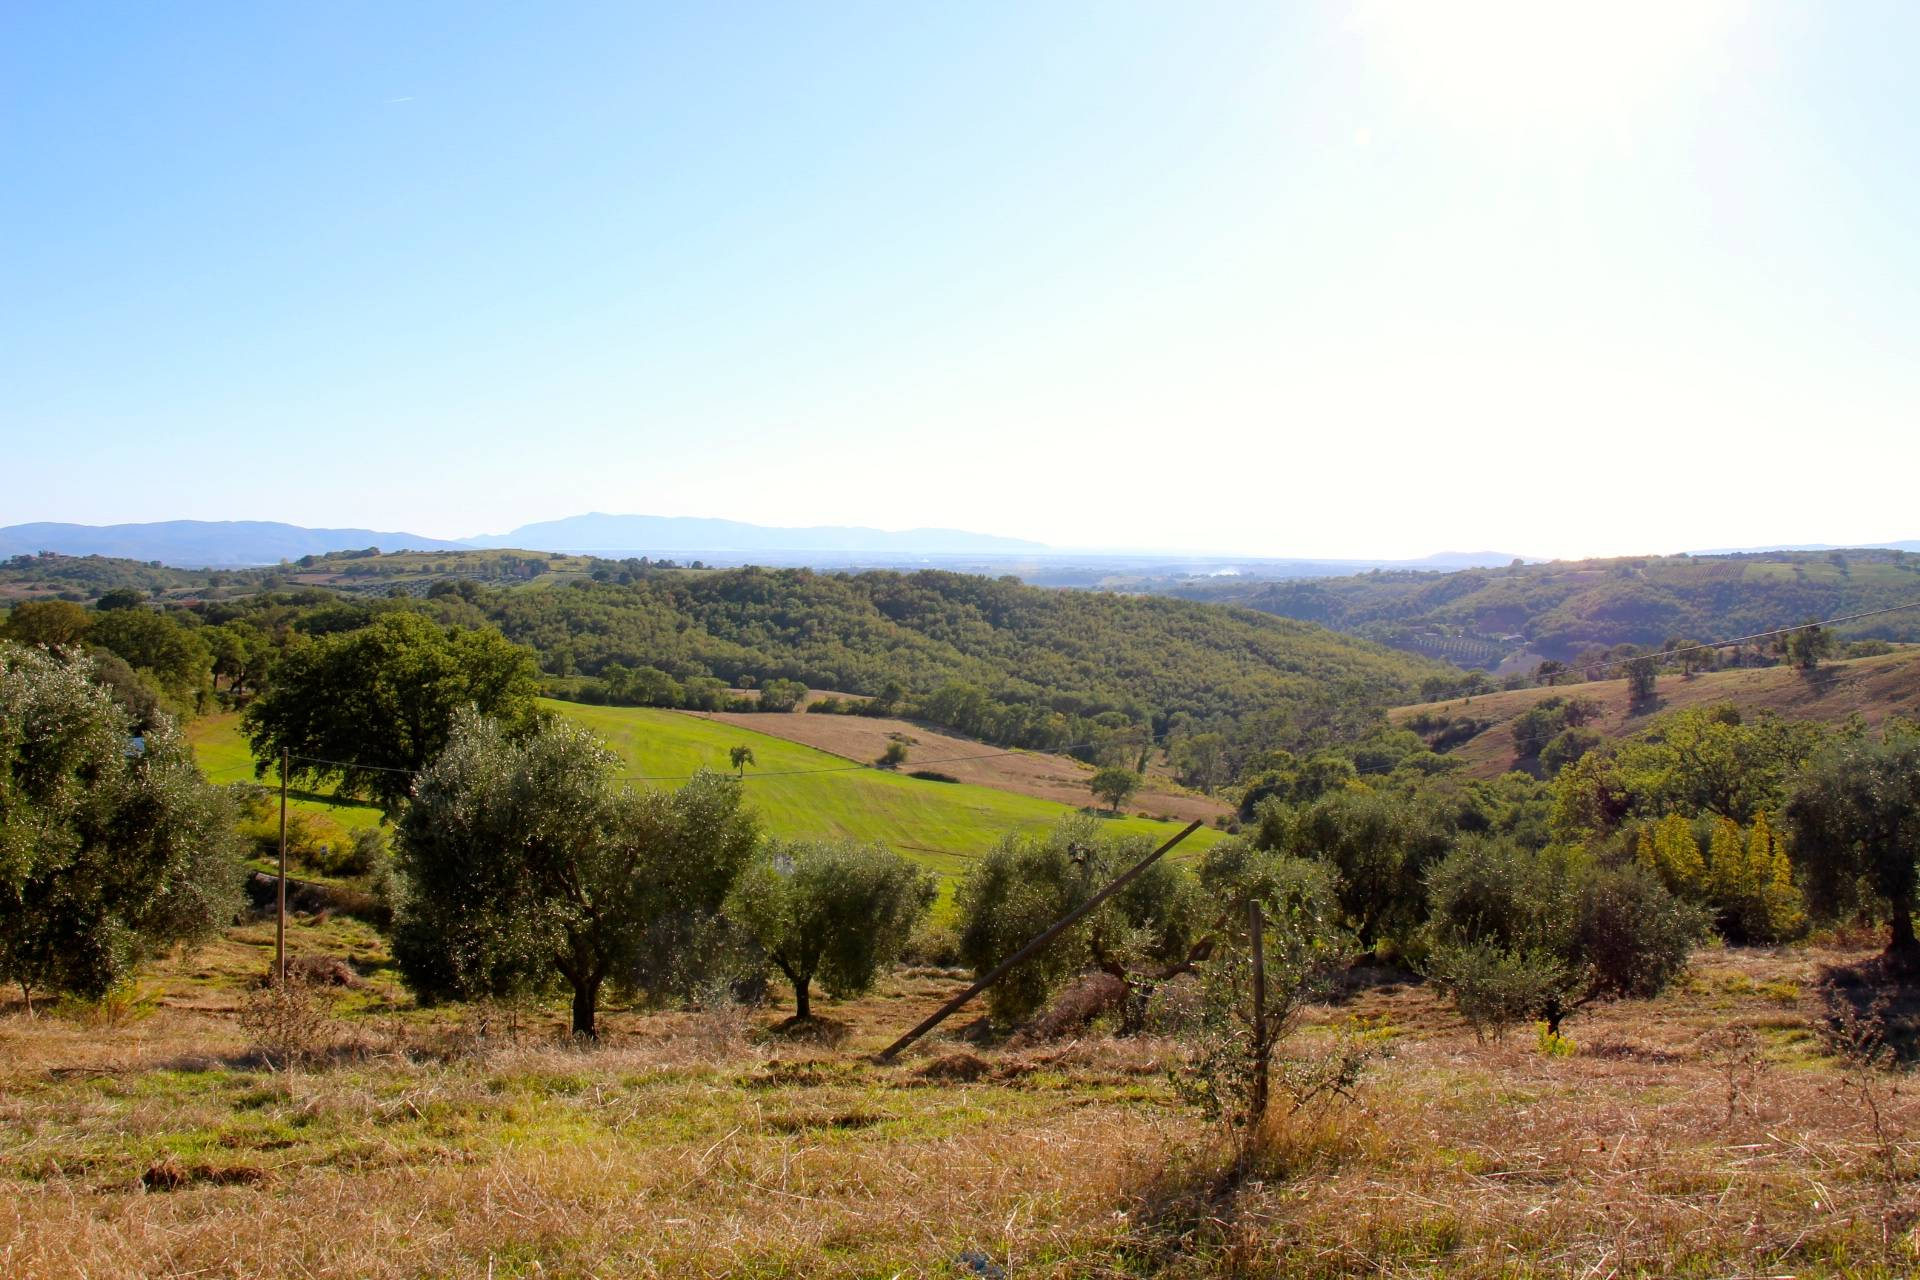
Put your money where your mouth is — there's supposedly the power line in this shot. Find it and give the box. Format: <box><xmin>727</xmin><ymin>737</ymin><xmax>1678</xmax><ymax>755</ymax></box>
<box><xmin>289</xmin><ymin>752</ymin><xmax>414</xmax><ymax>775</ymax></box>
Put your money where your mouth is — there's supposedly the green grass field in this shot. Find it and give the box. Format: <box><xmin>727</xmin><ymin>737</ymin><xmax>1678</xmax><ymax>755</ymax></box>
<box><xmin>549</xmin><ymin>701</ymin><xmax>1223</xmax><ymax>889</ymax></box>
<box><xmin>185</xmin><ymin>704</ymin><xmax>1224</xmax><ymax>895</ymax></box>
<box><xmin>184</xmin><ymin>715</ymin><xmax>385</xmax><ymax>836</ymax></box>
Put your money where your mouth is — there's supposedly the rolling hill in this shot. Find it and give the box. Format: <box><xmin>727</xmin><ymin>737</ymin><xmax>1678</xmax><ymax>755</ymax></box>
<box><xmin>1170</xmin><ymin>548</ymin><xmax>1920</xmax><ymax>670</ymax></box>
<box><xmin>690</xmin><ymin>707</ymin><xmax>1232</xmax><ymax>824</ymax></box>
<box><xmin>478</xmin><ymin>565</ymin><xmax>1451</xmax><ymax>743</ymax></box>
<box><xmin>1390</xmin><ymin>647</ymin><xmax>1920</xmax><ymax>778</ymax></box>
<box><xmin>185</xmin><ymin>704</ymin><xmax>1226</xmax><ymax>902</ymax></box>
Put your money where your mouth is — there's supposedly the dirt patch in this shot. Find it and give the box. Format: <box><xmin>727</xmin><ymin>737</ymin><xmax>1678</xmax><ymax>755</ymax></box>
<box><xmin>140</xmin><ymin>1157</ymin><xmax>272</xmax><ymax>1191</ymax></box>
<box><xmin>1013</xmin><ymin>973</ymin><xmax>1129</xmax><ymax>1045</ymax></box>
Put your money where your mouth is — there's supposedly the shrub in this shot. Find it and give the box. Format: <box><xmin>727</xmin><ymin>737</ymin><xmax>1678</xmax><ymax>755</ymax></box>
<box><xmin>240</xmin><ymin>973</ymin><xmax>335</xmax><ymax>1068</ymax></box>
<box><xmin>1425</xmin><ymin>837</ymin><xmax>1706</xmax><ymax>1037</ymax></box>
<box><xmin>954</xmin><ymin>818</ymin><xmax>1202</xmax><ymax>1026</ymax></box>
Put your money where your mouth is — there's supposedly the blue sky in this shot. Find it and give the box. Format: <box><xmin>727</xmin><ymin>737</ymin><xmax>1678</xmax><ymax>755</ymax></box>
<box><xmin>3</xmin><ymin>2</ymin><xmax>1915</xmax><ymax>558</ymax></box>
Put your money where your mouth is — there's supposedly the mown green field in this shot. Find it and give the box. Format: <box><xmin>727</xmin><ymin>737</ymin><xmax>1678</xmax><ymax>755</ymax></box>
<box><xmin>185</xmin><ymin>704</ymin><xmax>1224</xmax><ymax>895</ymax></box>
<box><xmin>185</xmin><ymin>715</ymin><xmax>384</xmax><ymax>835</ymax></box>
<box><xmin>550</xmin><ymin>701</ymin><xmax>1223</xmax><ymax>888</ymax></box>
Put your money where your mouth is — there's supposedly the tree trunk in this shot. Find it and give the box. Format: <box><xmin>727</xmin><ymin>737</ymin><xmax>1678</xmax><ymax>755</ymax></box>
<box><xmin>1888</xmin><ymin>893</ymin><xmax>1919</xmax><ymax>973</ymax></box>
<box><xmin>570</xmin><ymin>976</ymin><xmax>601</xmax><ymax>1039</ymax></box>
<box><xmin>793</xmin><ymin>976</ymin><xmax>811</xmax><ymax>1020</ymax></box>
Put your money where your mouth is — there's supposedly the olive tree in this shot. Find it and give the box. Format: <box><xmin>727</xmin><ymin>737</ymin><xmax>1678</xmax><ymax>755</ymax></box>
<box><xmin>0</xmin><ymin>643</ymin><xmax>240</xmax><ymax>1009</ymax></box>
<box><xmin>1786</xmin><ymin>726</ymin><xmax>1920</xmax><ymax>968</ymax></box>
<box><xmin>1089</xmin><ymin>766</ymin><xmax>1141</xmax><ymax>813</ymax></box>
<box><xmin>727</xmin><ymin>839</ymin><xmax>935</xmax><ymax>1019</ymax></box>
<box><xmin>391</xmin><ymin>713</ymin><xmax>759</xmax><ymax>1037</ymax></box>
<box><xmin>954</xmin><ymin>817</ymin><xmax>1202</xmax><ymax>1026</ymax></box>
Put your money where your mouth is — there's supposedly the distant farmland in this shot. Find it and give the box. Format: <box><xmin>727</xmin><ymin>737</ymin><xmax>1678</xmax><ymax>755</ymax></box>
<box><xmin>551</xmin><ymin>702</ymin><xmax>1225</xmax><ymax>893</ymax></box>
<box><xmin>694</xmin><ymin>707</ymin><xmax>1231</xmax><ymax>825</ymax></box>
<box><xmin>185</xmin><ymin>704</ymin><xmax>1226</xmax><ymax>900</ymax></box>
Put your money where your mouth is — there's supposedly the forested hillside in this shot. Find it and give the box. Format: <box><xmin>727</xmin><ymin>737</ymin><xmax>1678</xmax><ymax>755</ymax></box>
<box><xmin>1</xmin><ymin>552</ymin><xmax>1450</xmax><ymax>763</ymax></box>
<box><xmin>1169</xmin><ymin>548</ymin><xmax>1920</xmax><ymax>667</ymax></box>
<box><xmin>467</xmin><ymin>566</ymin><xmax>1450</xmax><ymax>750</ymax></box>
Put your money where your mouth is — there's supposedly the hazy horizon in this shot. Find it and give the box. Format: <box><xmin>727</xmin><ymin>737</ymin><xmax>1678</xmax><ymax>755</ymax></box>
<box><xmin>9</xmin><ymin>508</ymin><xmax>1920</xmax><ymax>569</ymax></box>
<box><xmin>6</xmin><ymin>3</ymin><xmax>1917</xmax><ymax>560</ymax></box>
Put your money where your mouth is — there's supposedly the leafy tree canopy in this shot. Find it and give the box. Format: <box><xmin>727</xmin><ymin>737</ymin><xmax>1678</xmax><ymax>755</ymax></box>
<box><xmin>391</xmin><ymin>713</ymin><xmax>761</xmax><ymax>1035</ymax></box>
<box><xmin>243</xmin><ymin>612</ymin><xmax>539</xmax><ymax>815</ymax></box>
<box><xmin>1786</xmin><ymin>724</ymin><xmax>1920</xmax><ymax>966</ymax></box>
<box><xmin>1550</xmin><ymin>704</ymin><xmax>1827</xmax><ymax>841</ymax></box>
<box><xmin>727</xmin><ymin>839</ymin><xmax>935</xmax><ymax>1019</ymax></box>
<box><xmin>0</xmin><ymin>643</ymin><xmax>240</xmax><ymax>1006</ymax></box>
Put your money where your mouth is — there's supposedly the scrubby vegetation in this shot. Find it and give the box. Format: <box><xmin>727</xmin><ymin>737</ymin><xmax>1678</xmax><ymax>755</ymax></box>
<box><xmin>1172</xmin><ymin>546</ymin><xmax>1920</xmax><ymax>667</ymax></box>
<box><xmin>5</xmin><ymin>554</ymin><xmax>1920</xmax><ymax>1277</ymax></box>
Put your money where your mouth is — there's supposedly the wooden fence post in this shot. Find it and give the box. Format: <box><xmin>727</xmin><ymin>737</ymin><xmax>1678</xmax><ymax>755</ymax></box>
<box><xmin>277</xmin><ymin>746</ymin><xmax>288</xmax><ymax>986</ymax></box>
<box><xmin>1248</xmin><ymin>898</ymin><xmax>1268</xmax><ymax>1127</ymax></box>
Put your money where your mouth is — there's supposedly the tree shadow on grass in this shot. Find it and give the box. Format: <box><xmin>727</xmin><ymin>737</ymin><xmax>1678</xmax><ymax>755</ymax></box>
<box><xmin>765</xmin><ymin>1013</ymin><xmax>852</xmax><ymax>1047</ymax></box>
<box><xmin>1813</xmin><ymin>954</ymin><xmax>1920</xmax><ymax>1065</ymax></box>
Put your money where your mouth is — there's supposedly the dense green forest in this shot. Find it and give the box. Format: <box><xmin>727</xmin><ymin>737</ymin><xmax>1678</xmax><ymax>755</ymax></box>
<box><xmin>1167</xmin><ymin>548</ymin><xmax>1920</xmax><ymax>666</ymax></box>
<box><xmin>474</xmin><ymin>568</ymin><xmax>1446</xmax><ymax>743</ymax></box>
<box><xmin>1</xmin><ymin>552</ymin><xmax>1449</xmax><ymax>765</ymax></box>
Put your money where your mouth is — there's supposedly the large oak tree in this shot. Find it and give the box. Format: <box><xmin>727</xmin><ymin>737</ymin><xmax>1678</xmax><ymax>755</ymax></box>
<box><xmin>243</xmin><ymin>612</ymin><xmax>538</xmax><ymax>815</ymax></box>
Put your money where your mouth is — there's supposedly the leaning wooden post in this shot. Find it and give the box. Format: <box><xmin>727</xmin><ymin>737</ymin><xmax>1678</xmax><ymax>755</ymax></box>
<box><xmin>876</xmin><ymin>819</ymin><xmax>1203</xmax><ymax>1062</ymax></box>
<box><xmin>276</xmin><ymin>746</ymin><xmax>289</xmax><ymax>986</ymax></box>
<box><xmin>1248</xmin><ymin>898</ymin><xmax>1268</xmax><ymax>1128</ymax></box>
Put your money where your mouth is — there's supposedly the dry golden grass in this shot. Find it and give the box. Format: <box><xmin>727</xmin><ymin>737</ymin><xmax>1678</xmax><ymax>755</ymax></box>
<box><xmin>3</xmin><ymin>917</ymin><xmax>1918</xmax><ymax>1277</ymax></box>
<box><xmin>1391</xmin><ymin>648</ymin><xmax>1920</xmax><ymax>778</ymax></box>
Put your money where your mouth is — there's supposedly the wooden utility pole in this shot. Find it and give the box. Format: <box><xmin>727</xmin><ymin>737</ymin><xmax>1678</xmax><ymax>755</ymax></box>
<box><xmin>877</xmin><ymin>819</ymin><xmax>1202</xmax><ymax>1062</ymax></box>
<box><xmin>276</xmin><ymin>746</ymin><xmax>288</xmax><ymax>986</ymax></box>
<box><xmin>1248</xmin><ymin>898</ymin><xmax>1268</xmax><ymax>1127</ymax></box>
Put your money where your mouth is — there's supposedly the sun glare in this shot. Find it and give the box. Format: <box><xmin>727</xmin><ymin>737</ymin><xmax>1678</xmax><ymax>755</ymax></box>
<box><xmin>1348</xmin><ymin>0</ymin><xmax>1746</xmax><ymax>136</ymax></box>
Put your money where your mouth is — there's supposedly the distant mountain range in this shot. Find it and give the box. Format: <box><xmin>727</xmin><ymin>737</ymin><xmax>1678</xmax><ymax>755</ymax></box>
<box><xmin>7</xmin><ymin>515</ymin><xmax>1914</xmax><ymax>573</ymax></box>
<box><xmin>0</xmin><ymin>521</ymin><xmax>470</xmax><ymax>567</ymax></box>
<box><xmin>0</xmin><ymin>515</ymin><xmax>1044</xmax><ymax>567</ymax></box>
<box><xmin>462</xmin><ymin>512</ymin><xmax>1047</xmax><ymax>556</ymax></box>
